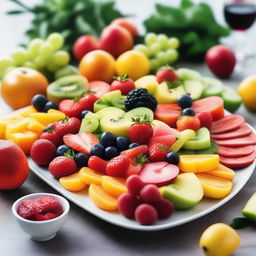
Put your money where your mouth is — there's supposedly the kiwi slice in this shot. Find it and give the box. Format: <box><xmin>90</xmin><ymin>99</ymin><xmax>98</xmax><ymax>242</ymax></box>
<box><xmin>47</xmin><ymin>75</ymin><xmax>88</xmax><ymax>104</ymax></box>
<box><xmin>125</xmin><ymin>107</ymin><xmax>154</xmax><ymax>122</ymax></box>
<box><xmin>201</xmin><ymin>77</ymin><xmax>224</xmax><ymax>97</ymax></box>
<box><xmin>79</xmin><ymin>112</ymin><xmax>100</xmax><ymax>133</ymax></box>
<box><xmin>183</xmin><ymin>80</ymin><xmax>204</xmax><ymax>100</ymax></box>
<box><xmin>196</xmin><ymin>142</ymin><xmax>218</xmax><ymax>154</ymax></box>
<box><xmin>176</xmin><ymin>68</ymin><xmax>201</xmax><ymax>81</ymax></box>
<box><xmin>222</xmin><ymin>86</ymin><xmax>242</xmax><ymax>113</ymax></box>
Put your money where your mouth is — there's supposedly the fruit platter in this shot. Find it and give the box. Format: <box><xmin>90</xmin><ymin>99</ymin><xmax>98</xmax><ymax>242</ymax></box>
<box><xmin>1</xmin><ymin>0</ymin><xmax>256</xmax><ymax>238</ymax></box>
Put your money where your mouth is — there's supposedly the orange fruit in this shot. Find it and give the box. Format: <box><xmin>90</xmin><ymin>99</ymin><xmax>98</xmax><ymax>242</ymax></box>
<box><xmin>79</xmin><ymin>50</ymin><xmax>116</xmax><ymax>83</ymax></box>
<box><xmin>1</xmin><ymin>67</ymin><xmax>48</xmax><ymax>109</ymax></box>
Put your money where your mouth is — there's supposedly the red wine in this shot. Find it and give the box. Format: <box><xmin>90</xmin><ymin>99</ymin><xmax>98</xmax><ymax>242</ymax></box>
<box><xmin>224</xmin><ymin>4</ymin><xmax>256</xmax><ymax>30</ymax></box>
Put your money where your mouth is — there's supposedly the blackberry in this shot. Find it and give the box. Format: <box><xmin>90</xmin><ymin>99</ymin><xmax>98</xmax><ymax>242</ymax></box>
<box><xmin>125</xmin><ymin>88</ymin><xmax>157</xmax><ymax>111</ymax></box>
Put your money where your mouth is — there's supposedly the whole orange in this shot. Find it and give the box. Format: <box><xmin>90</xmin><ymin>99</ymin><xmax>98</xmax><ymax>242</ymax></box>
<box><xmin>0</xmin><ymin>140</ymin><xmax>29</xmax><ymax>190</ymax></box>
<box><xmin>79</xmin><ymin>50</ymin><xmax>116</xmax><ymax>83</ymax></box>
<box><xmin>1</xmin><ymin>67</ymin><xmax>48</xmax><ymax>110</ymax></box>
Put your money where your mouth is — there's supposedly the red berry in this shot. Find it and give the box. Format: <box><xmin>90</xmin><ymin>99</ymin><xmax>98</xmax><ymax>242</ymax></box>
<box><xmin>106</xmin><ymin>155</ymin><xmax>130</xmax><ymax>177</ymax></box>
<box><xmin>126</xmin><ymin>175</ymin><xmax>145</xmax><ymax>195</ymax></box>
<box><xmin>55</xmin><ymin>117</ymin><xmax>81</xmax><ymax>136</ymax></box>
<box><xmin>48</xmin><ymin>156</ymin><xmax>77</xmax><ymax>178</ymax></box>
<box><xmin>128</xmin><ymin>123</ymin><xmax>153</xmax><ymax>144</ymax></box>
<box><xmin>120</xmin><ymin>145</ymin><xmax>148</xmax><ymax>159</ymax></box>
<box><xmin>79</xmin><ymin>94</ymin><xmax>99</xmax><ymax>112</ymax></box>
<box><xmin>148</xmin><ymin>143</ymin><xmax>168</xmax><ymax>162</ymax></box>
<box><xmin>30</xmin><ymin>139</ymin><xmax>56</xmax><ymax>166</ymax></box>
<box><xmin>118</xmin><ymin>193</ymin><xmax>141</xmax><ymax>218</ymax></box>
<box><xmin>126</xmin><ymin>160</ymin><xmax>142</xmax><ymax>177</ymax></box>
<box><xmin>88</xmin><ymin>156</ymin><xmax>108</xmax><ymax>173</ymax></box>
<box><xmin>135</xmin><ymin>204</ymin><xmax>158</xmax><ymax>225</ymax></box>
<box><xmin>152</xmin><ymin>198</ymin><xmax>174</xmax><ymax>219</ymax></box>
<box><xmin>139</xmin><ymin>184</ymin><xmax>161</xmax><ymax>204</ymax></box>
<box><xmin>196</xmin><ymin>112</ymin><xmax>213</xmax><ymax>130</ymax></box>
<box><xmin>156</xmin><ymin>68</ymin><xmax>179</xmax><ymax>84</ymax></box>
<box><xmin>176</xmin><ymin>116</ymin><xmax>201</xmax><ymax>131</ymax></box>
<box><xmin>40</xmin><ymin>125</ymin><xmax>63</xmax><ymax>146</ymax></box>
<box><xmin>110</xmin><ymin>75</ymin><xmax>135</xmax><ymax>95</ymax></box>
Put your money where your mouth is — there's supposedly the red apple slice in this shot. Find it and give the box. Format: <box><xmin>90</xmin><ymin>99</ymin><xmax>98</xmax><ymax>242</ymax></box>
<box><xmin>211</xmin><ymin>123</ymin><xmax>252</xmax><ymax>140</ymax></box>
<box><xmin>139</xmin><ymin>162</ymin><xmax>179</xmax><ymax>187</ymax></box>
<box><xmin>210</xmin><ymin>114</ymin><xmax>244</xmax><ymax>134</ymax></box>
<box><xmin>218</xmin><ymin>145</ymin><xmax>255</xmax><ymax>158</ymax></box>
<box><xmin>214</xmin><ymin>133</ymin><xmax>256</xmax><ymax>147</ymax></box>
<box><xmin>220</xmin><ymin>151</ymin><xmax>256</xmax><ymax>169</ymax></box>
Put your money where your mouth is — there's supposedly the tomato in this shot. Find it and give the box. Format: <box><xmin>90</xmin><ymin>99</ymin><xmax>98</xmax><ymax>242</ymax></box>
<box><xmin>79</xmin><ymin>50</ymin><xmax>116</xmax><ymax>83</ymax></box>
<box><xmin>115</xmin><ymin>50</ymin><xmax>150</xmax><ymax>80</ymax></box>
<box><xmin>1</xmin><ymin>67</ymin><xmax>48</xmax><ymax>110</ymax></box>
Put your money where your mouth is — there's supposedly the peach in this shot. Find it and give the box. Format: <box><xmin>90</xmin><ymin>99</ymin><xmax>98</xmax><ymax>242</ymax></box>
<box><xmin>59</xmin><ymin>173</ymin><xmax>87</xmax><ymax>192</ymax></box>
<box><xmin>101</xmin><ymin>176</ymin><xmax>127</xmax><ymax>197</ymax></box>
<box><xmin>78</xmin><ymin>167</ymin><xmax>102</xmax><ymax>185</ymax></box>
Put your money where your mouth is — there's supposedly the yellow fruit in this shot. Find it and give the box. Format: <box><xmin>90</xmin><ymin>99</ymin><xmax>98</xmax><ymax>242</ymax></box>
<box><xmin>116</xmin><ymin>50</ymin><xmax>150</xmax><ymax>80</ymax></box>
<box><xmin>78</xmin><ymin>167</ymin><xmax>102</xmax><ymax>185</ymax></box>
<box><xmin>238</xmin><ymin>75</ymin><xmax>256</xmax><ymax>111</ymax></box>
<box><xmin>5</xmin><ymin>117</ymin><xmax>32</xmax><ymax>139</ymax></box>
<box><xmin>196</xmin><ymin>173</ymin><xmax>232</xmax><ymax>199</ymax></box>
<box><xmin>27</xmin><ymin>120</ymin><xmax>45</xmax><ymax>134</ymax></box>
<box><xmin>30</xmin><ymin>112</ymin><xmax>65</xmax><ymax>125</ymax></box>
<box><xmin>20</xmin><ymin>105</ymin><xmax>38</xmax><ymax>116</ymax></box>
<box><xmin>178</xmin><ymin>155</ymin><xmax>219</xmax><ymax>173</ymax></box>
<box><xmin>155</xmin><ymin>83</ymin><xmax>185</xmax><ymax>103</ymax></box>
<box><xmin>101</xmin><ymin>176</ymin><xmax>127</xmax><ymax>197</ymax></box>
<box><xmin>89</xmin><ymin>183</ymin><xmax>118</xmax><ymax>211</ymax></box>
<box><xmin>204</xmin><ymin>164</ymin><xmax>235</xmax><ymax>181</ymax></box>
<box><xmin>59</xmin><ymin>173</ymin><xmax>87</xmax><ymax>192</ymax></box>
<box><xmin>199</xmin><ymin>223</ymin><xmax>240</xmax><ymax>256</ymax></box>
<box><xmin>135</xmin><ymin>75</ymin><xmax>158</xmax><ymax>94</ymax></box>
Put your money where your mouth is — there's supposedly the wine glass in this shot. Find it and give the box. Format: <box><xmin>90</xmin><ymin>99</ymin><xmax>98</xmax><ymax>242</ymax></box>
<box><xmin>223</xmin><ymin>0</ymin><xmax>256</xmax><ymax>64</ymax></box>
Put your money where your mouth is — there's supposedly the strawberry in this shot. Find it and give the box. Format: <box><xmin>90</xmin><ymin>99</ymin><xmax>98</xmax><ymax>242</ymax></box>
<box><xmin>126</xmin><ymin>160</ymin><xmax>142</xmax><ymax>177</ymax></box>
<box><xmin>110</xmin><ymin>74</ymin><xmax>135</xmax><ymax>95</ymax></box>
<box><xmin>196</xmin><ymin>112</ymin><xmax>213</xmax><ymax>130</ymax></box>
<box><xmin>48</xmin><ymin>156</ymin><xmax>77</xmax><ymax>178</ymax></box>
<box><xmin>106</xmin><ymin>155</ymin><xmax>130</xmax><ymax>177</ymax></box>
<box><xmin>34</xmin><ymin>195</ymin><xmax>63</xmax><ymax>215</ymax></box>
<box><xmin>156</xmin><ymin>67</ymin><xmax>179</xmax><ymax>84</ymax></box>
<box><xmin>148</xmin><ymin>135</ymin><xmax>176</xmax><ymax>148</ymax></box>
<box><xmin>63</xmin><ymin>132</ymin><xmax>99</xmax><ymax>155</ymax></box>
<box><xmin>40</xmin><ymin>124</ymin><xmax>63</xmax><ymax>146</ymax></box>
<box><xmin>59</xmin><ymin>94</ymin><xmax>98</xmax><ymax>118</ymax></box>
<box><xmin>148</xmin><ymin>143</ymin><xmax>169</xmax><ymax>162</ymax></box>
<box><xmin>128</xmin><ymin>122</ymin><xmax>153</xmax><ymax>144</ymax></box>
<box><xmin>88</xmin><ymin>156</ymin><xmax>108</xmax><ymax>173</ymax></box>
<box><xmin>176</xmin><ymin>116</ymin><xmax>201</xmax><ymax>131</ymax></box>
<box><xmin>54</xmin><ymin>117</ymin><xmax>81</xmax><ymax>136</ymax></box>
<box><xmin>121</xmin><ymin>145</ymin><xmax>148</xmax><ymax>159</ymax></box>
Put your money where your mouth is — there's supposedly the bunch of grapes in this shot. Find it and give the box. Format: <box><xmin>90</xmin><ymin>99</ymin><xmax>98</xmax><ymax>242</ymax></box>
<box><xmin>0</xmin><ymin>33</ymin><xmax>70</xmax><ymax>79</ymax></box>
<box><xmin>134</xmin><ymin>33</ymin><xmax>180</xmax><ymax>72</ymax></box>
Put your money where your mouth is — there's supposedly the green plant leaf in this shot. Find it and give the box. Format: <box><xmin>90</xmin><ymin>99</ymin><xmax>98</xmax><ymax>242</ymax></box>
<box><xmin>230</xmin><ymin>217</ymin><xmax>254</xmax><ymax>230</ymax></box>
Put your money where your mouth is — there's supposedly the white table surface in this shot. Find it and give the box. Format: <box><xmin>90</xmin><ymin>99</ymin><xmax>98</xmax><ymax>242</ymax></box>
<box><xmin>0</xmin><ymin>1</ymin><xmax>256</xmax><ymax>255</ymax></box>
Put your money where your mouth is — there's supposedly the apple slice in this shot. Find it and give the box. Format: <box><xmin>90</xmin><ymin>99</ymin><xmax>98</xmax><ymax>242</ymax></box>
<box><xmin>242</xmin><ymin>192</ymin><xmax>256</xmax><ymax>221</ymax></box>
<box><xmin>162</xmin><ymin>173</ymin><xmax>204</xmax><ymax>209</ymax></box>
<box><xmin>139</xmin><ymin>162</ymin><xmax>179</xmax><ymax>187</ymax></box>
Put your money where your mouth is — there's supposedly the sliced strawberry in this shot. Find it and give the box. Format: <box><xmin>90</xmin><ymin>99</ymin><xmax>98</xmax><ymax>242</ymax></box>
<box><xmin>88</xmin><ymin>156</ymin><xmax>108</xmax><ymax>173</ymax></box>
<box><xmin>148</xmin><ymin>143</ymin><xmax>169</xmax><ymax>162</ymax></box>
<box><xmin>106</xmin><ymin>155</ymin><xmax>130</xmax><ymax>177</ymax></box>
<box><xmin>121</xmin><ymin>145</ymin><xmax>148</xmax><ymax>159</ymax></box>
<box><xmin>63</xmin><ymin>132</ymin><xmax>99</xmax><ymax>154</ymax></box>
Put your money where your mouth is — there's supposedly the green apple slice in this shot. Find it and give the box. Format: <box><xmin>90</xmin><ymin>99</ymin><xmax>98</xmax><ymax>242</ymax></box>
<box><xmin>170</xmin><ymin>129</ymin><xmax>196</xmax><ymax>152</ymax></box>
<box><xmin>183</xmin><ymin>80</ymin><xmax>204</xmax><ymax>100</ymax></box>
<box><xmin>183</xmin><ymin>127</ymin><xmax>211</xmax><ymax>150</ymax></box>
<box><xmin>162</xmin><ymin>173</ymin><xmax>204</xmax><ymax>209</ymax></box>
<box><xmin>222</xmin><ymin>86</ymin><xmax>242</xmax><ymax>113</ymax></box>
<box><xmin>79</xmin><ymin>112</ymin><xmax>100</xmax><ymax>133</ymax></box>
<box><xmin>201</xmin><ymin>77</ymin><xmax>224</xmax><ymax>97</ymax></box>
<box><xmin>176</xmin><ymin>68</ymin><xmax>201</xmax><ymax>81</ymax></box>
<box><xmin>242</xmin><ymin>192</ymin><xmax>256</xmax><ymax>221</ymax></box>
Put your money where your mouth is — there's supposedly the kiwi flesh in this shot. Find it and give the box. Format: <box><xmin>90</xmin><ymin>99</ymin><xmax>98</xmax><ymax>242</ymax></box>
<box><xmin>125</xmin><ymin>107</ymin><xmax>154</xmax><ymax>122</ymax></box>
<box><xmin>47</xmin><ymin>75</ymin><xmax>88</xmax><ymax>104</ymax></box>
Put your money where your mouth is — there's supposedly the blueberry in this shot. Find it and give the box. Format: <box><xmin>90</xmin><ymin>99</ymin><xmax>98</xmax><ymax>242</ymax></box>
<box><xmin>74</xmin><ymin>152</ymin><xmax>89</xmax><ymax>167</ymax></box>
<box><xmin>182</xmin><ymin>107</ymin><xmax>196</xmax><ymax>116</ymax></box>
<box><xmin>81</xmin><ymin>110</ymin><xmax>90</xmax><ymax>119</ymax></box>
<box><xmin>44</xmin><ymin>101</ymin><xmax>58</xmax><ymax>112</ymax></box>
<box><xmin>116</xmin><ymin>137</ymin><xmax>129</xmax><ymax>151</ymax></box>
<box><xmin>56</xmin><ymin>145</ymin><xmax>70</xmax><ymax>156</ymax></box>
<box><xmin>90</xmin><ymin>143</ymin><xmax>105</xmax><ymax>158</ymax></box>
<box><xmin>177</xmin><ymin>94</ymin><xmax>192</xmax><ymax>109</ymax></box>
<box><xmin>166</xmin><ymin>152</ymin><xmax>180</xmax><ymax>165</ymax></box>
<box><xmin>104</xmin><ymin>146</ymin><xmax>118</xmax><ymax>160</ymax></box>
<box><xmin>32</xmin><ymin>94</ymin><xmax>48</xmax><ymax>111</ymax></box>
<box><xmin>100</xmin><ymin>132</ymin><xmax>116</xmax><ymax>147</ymax></box>
<box><xmin>128</xmin><ymin>143</ymin><xmax>140</xmax><ymax>149</ymax></box>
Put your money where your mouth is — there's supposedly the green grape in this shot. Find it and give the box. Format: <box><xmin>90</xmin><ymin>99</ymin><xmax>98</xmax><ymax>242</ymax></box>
<box><xmin>11</xmin><ymin>48</ymin><xmax>28</xmax><ymax>65</ymax></box>
<box><xmin>149</xmin><ymin>43</ymin><xmax>161</xmax><ymax>56</ymax></box>
<box><xmin>47</xmin><ymin>33</ymin><xmax>64</xmax><ymax>51</ymax></box>
<box><xmin>34</xmin><ymin>56</ymin><xmax>46</xmax><ymax>69</ymax></box>
<box><xmin>23</xmin><ymin>61</ymin><xmax>35</xmax><ymax>69</ymax></box>
<box><xmin>157</xmin><ymin>34</ymin><xmax>169</xmax><ymax>50</ymax></box>
<box><xmin>0</xmin><ymin>58</ymin><xmax>14</xmax><ymax>71</ymax></box>
<box><xmin>133</xmin><ymin>44</ymin><xmax>151</xmax><ymax>57</ymax></box>
<box><xmin>150</xmin><ymin>58</ymin><xmax>161</xmax><ymax>71</ymax></box>
<box><xmin>52</xmin><ymin>51</ymin><xmax>70</xmax><ymax>66</ymax></box>
<box><xmin>166</xmin><ymin>49</ymin><xmax>178</xmax><ymax>63</ymax></box>
<box><xmin>156</xmin><ymin>51</ymin><xmax>169</xmax><ymax>65</ymax></box>
<box><xmin>145</xmin><ymin>33</ymin><xmax>157</xmax><ymax>46</ymax></box>
<box><xmin>27</xmin><ymin>38</ymin><xmax>44</xmax><ymax>60</ymax></box>
<box><xmin>46</xmin><ymin>60</ymin><xmax>59</xmax><ymax>72</ymax></box>
<box><xmin>39</xmin><ymin>42</ymin><xmax>54</xmax><ymax>61</ymax></box>
<box><xmin>167</xmin><ymin>38</ymin><xmax>180</xmax><ymax>49</ymax></box>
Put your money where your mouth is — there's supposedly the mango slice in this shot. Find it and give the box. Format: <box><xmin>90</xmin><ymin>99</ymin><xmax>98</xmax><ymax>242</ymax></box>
<box><xmin>30</xmin><ymin>112</ymin><xmax>65</xmax><ymax>125</ymax></box>
<box><xmin>196</xmin><ymin>173</ymin><xmax>232</xmax><ymax>199</ymax></box>
<box><xmin>27</xmin><ymin>120</ymin><xmax>46</xmax><ymax>134</ymax></box>
<box><xmin>59</xmin><ymin>173</ymin><xmax>87</xmax><ymax>192</ymax></box>
<box><xmin>178</xmin><ymin>154</ymin><xmax>219</xmax><ymax>173</ymax></box>
<box><xmin>5</xmin><ymin>117</ymin><xmax>32</xmax><ymax>139</ymax></box>
<box><xmin>20</xmin><ymin>105</ymin><xmax>38</xmax><ymax>116</ymax></box>
<box><xmin>101</xmin><ymin>176</ymin><xmax>127</xmax><ymax>197</ymax></box>
<box><xmin>204</xmin><ymin>164</ymin><xmax>235</xmax><ymax>181</ymax></box>
<box><xmin>78</xmin><ymin>167</ymin><xmax>102</xmax><ymax>185</ymax></box>
<box><xmin>89</xmin><ymin>183</ymin><xmax>118</xmax><ymax>211</ymax></box>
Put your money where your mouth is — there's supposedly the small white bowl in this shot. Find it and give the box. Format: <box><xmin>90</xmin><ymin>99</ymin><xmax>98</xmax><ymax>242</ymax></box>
<box><xmin>12</xmin><ymin>193</ymin><xmax>70</xmax><ymax>241</ymax></box>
